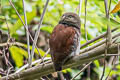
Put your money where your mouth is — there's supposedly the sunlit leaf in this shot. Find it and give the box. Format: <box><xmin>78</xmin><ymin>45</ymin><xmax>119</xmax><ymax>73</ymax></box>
<box><xmin>0</xmin><ymin>16</ymin><xmax>5</xmax><ymax>19</ymax></box>
<box><xmin>23</xmin><ymin>44</ymin><xmax>50</xmax><ymax>57</ymax></box>
<box><xmin>9</xmin><ymin>46</ymin><xmax>28</xmax><ymax>67</ymax></box>
<box><xmin>9</xmin><ymin>11</ymin><xmax>36</xmax><ymax>35</ymax></box>
<box><xmin>94</xmin><ymin>60</ymin><xmax>100</xmax><ymax>68</ymax></box>
<box><xmin>111</xmin><ymin>1</ymin><xmax>120</xmax><ymax>13</ymax></box>
<box><xmin>40</xmin><ymin>26</ymin><xmax>53</xmax><ymax>33</ymax></box>
<box><xmin>62</xmin><ymin>68</ymin><xmax>72</xmax><ymax>73</ymax></box>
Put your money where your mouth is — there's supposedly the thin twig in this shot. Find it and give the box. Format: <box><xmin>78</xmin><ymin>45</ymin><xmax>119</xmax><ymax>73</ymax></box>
<box><xmin>80</xmin><ymin>27</ymin><xmax>119</xmax><ymax>48</ymax></box>
<box><xmin>45</xmin><ymin>76</ymin><xmax>51</xmax><ymax>80</ymax></box>
<box><xmin>80</xmin><ymin>32</ymin><xmax>120</xmax><ymax>54</ymax></box>
<box><xmin>108</xmin><ymin>0</ymin><xmax>112</xmax><ymax>13</ymax></box>
<box><xmin>22</xmin><ymin>0</ymin><xmax>31</xmax><ymax>67</ymax></box>
<box><xmin>78</xmin><ymin>0</ymin><xmax>83</xmax><ymax>16</ymax></box>
<box><xmin>0</xmin><ymin>42</ymin><xmax>24</xmax><ymax>47</ymax></box>
<box><xmin>100</xmin><ymin>0</ymin><xmax>110</xmax><ymax>80</ymax></box>
<box><xmin>15</xmin><ymin>57</ymin><xmax>51</xmax><ymax>73</ymax></box>
<box><xmin>71</xmin><ymin>62</ymin><xmax>92</xmax><ymax>80</ymax></box>
<box><xmin>5</xmin><ymin>17</ymin><xmax>10</xmax><ymax>39</ymax></box>
<box><xmin>37</xmin><ymin>48</ymin><xmax>50</xmax><ymax>65</ymax></box>
<box><xmin>9</xmin><ymin>0</ymin><xmax>24</xmax><ymax>26</ymax></box>
<box><xmin>78</xmin><ymin>0</ymin><xmax>82</xmax><ymax>55</ymax></box>
<box><xmin>100</xmin><ymin>49</ymin><xmax>107</xmax><ymax>80</ymax></box>
<box><xmin>84</xmin><ymin>0</ymin><xmax>88</xmax><ymax>41</ymax></box>
<box><xmin>104</xmin><ymin>0</ymin><xmax>109</xmax><ymax>18</ymax></box>
<box><xmin>101</xmin><ymin>54</ymin><xmax>120</xmax><ymax>56</ymax></box>
<box><xmin>115</xmin><ymin>43</ymin><xmax>120</xmax><ymax>64</ymax></box>
<box><xmin>6</xmin><ymin>67</ymin><xmax>13</xmax><ymax>80</ymax></box>
<box><xmin>117</xmin><ymin>44</ymin><xmax>120</xmax><ymax>64</ymax></box>
<box><xmin>84</xmin><ymin>0</ymin><xmax>90</xmax><ymax>78</ymax></box>
<box><xmin>30</xmin><ymin>0</ymin><xmax>49</xmax><ymax>67</ymax></box>
<box><xmin>36</xmin><ymin>47</ymin><xmax>43</xmax><ymax>61</ymax></box>
<box><xmin>105</xmin><ymin>56</ymin><xmax>116</xmax><ymax>80</ymax></box>
<box><xmin>3</xmin><ymin>47</ymin><xmax>12</xmax><ymax>67</ymax></box>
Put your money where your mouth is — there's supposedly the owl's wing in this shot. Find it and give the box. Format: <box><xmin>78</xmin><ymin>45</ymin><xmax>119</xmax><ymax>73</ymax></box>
<box><xmin>49</xmin><ymin>24</ymin><xmax>77</xmax><ymax>62</ymax></box>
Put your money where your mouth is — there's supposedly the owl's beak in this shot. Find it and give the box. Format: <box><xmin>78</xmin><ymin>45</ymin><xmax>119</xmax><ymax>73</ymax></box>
<box><xmin>62</xmin><ymin>15</ymin><xmax>65</xmax><ymax>20</ymax></box>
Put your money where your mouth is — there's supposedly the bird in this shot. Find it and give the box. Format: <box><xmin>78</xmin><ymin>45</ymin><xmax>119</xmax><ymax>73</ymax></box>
<box><xmin>49</xmin><ymin>12</ymin><xmax>81</xmax><ymax>73</ymax></box>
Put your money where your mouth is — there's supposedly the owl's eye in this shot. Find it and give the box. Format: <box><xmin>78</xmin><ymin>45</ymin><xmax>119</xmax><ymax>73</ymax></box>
<box><xmin>68</xmin><ymin>15</ymin><xmax>73</xmax><ymax>18</ymax></box>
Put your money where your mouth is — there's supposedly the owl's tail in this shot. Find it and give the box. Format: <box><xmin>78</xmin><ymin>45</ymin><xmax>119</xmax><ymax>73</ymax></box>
<box><xmin>54</xmin><ymin>63</ymin><xmax>65</xmax><ymax>80</ymax></box>
<box><xmin>54</xmin><ymin>62</ymin><xmax>62</xmax><ymax>71</ymax></box>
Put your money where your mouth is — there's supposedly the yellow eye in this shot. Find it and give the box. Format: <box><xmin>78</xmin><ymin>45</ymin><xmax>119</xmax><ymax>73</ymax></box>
<box><xmin>68</xmin><ymin>15</ymin><xmax>73</xmax><ymax>18</ymax></box>
<box><xmin>68</xmin><ymin>16</ymin><xmax>74</xmax><ymax>20</ymax></box>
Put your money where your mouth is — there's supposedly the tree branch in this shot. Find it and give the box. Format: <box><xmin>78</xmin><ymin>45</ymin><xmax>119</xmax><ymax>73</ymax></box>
<box><xmin>1</xmin><ymin>40</ymin><xmax>119</xmax><ymax>80</ymax></box>
<box><xmin>80</xmin><ymin>27</ymin><xmax>119</xmax><ymax>48</ymax></box>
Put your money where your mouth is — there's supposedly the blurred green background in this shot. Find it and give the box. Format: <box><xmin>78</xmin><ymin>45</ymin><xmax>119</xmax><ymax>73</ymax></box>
<box><xmin>0</xmin><ymin>0</ymin><xmax>120</xmax><ymax>80</ymax></box>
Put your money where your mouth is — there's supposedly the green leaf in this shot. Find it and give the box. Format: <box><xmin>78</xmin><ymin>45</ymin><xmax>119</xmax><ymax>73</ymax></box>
<box><xmin>0</xmin><ymin>16</ymin><xmax>5</xmax><ymax>19</ymax></box>
<box><xmin>62</xmin><ymin>68</ymin><xmax>72</xmax><ymax>73</ymax></box>
<box><xmin>83</xmin><ymin>14</ymin><xmax>120</xmax><ymax>29</ymax></box>
<box><xmin>40</xmin><ymin>26</ymin><xmax>53</xmax><ymax>33</ymax></box>
<box><xmin>94</xmin><ymin>60</ymin><xmax>100</xmax><ymax>68</ymax></box>
<box><xmin>23</xmin><ymin>44</ymin><xmax>50</xmax><ymax>57</ymax></box>
<box><xmin>117</xmin><ymin>76</ymin><xmax>120</xmax><ymax>80</ymax></box>
<box><xmin>9</xmin><ymin>46</ymin><xmax>28</xmax><ymax>67</ymax></box>
<box><xmin>9</xmin><ymin>11</ymin><xmax>36</xmax><ymax>35</ymax></box>
<box><xmin>70</xmin><ymin>69</ymin><xmax>82</xmax><ymax>79</ymax></box>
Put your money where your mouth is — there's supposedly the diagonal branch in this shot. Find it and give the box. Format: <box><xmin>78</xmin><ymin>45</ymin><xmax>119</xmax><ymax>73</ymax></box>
<box><xmin>80</xmin><ymin>27</ymin><xmax>119</xmax><ymax>48</ymax></box>
<box><xmin>84</xmin><ymin>0</ymin><xmax>88</xmax><ymax>41</ymax></box>
<box><xmin>30</xmin><ymin>0</ymin><xmax>49</xmax><ymax>67</ymax></box>
<box><xmin>71</xmin><ymin>61</ymin><xmax>92</xmax><ymax>80</ymax></box>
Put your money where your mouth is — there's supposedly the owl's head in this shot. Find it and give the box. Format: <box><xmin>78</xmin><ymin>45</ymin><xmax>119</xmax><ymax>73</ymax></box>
<box><xmin>59</xmin><ymin>12</ymin><xmax>80</xmax><ymax>29</ymax></box>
